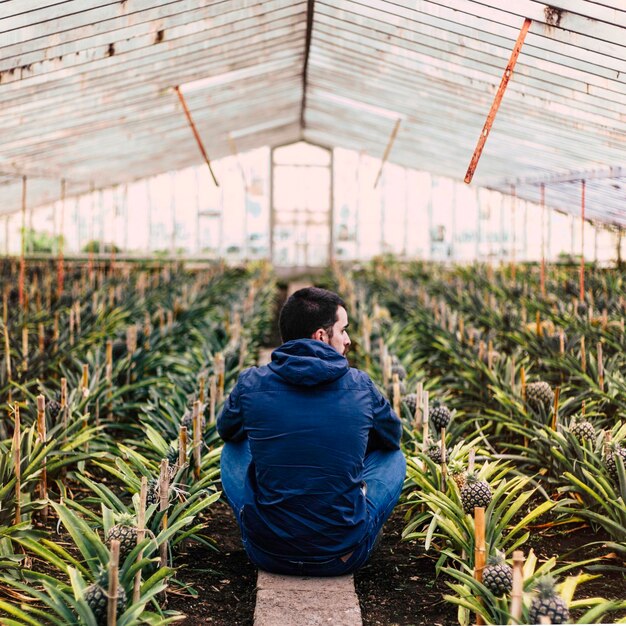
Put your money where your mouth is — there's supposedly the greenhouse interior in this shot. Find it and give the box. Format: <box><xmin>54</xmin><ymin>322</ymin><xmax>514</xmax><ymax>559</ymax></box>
<box><xmin>1</xmin><ymin>1</ymin><xmax>626</xmax><ymax>625</ymax></box>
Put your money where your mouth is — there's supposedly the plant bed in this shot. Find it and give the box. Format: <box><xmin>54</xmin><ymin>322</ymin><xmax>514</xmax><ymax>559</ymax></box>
<box><xmin>160</xmin><ymin>490</ymin><xmax>626</xmax><ymax>625</ymax></box>
<box><xmin>167</xmin><ymin>499</ymin><xmax>257</xmax><ymax>625</ymax></box>
<box><xmin>355</xmin><ymin>506</ymin><xmax>457</xmax><ymax>626</ymax></box>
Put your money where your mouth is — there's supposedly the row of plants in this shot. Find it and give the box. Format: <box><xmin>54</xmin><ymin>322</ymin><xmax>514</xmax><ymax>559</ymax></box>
<box><xmin>0</xmin><ymin>259</ymin><xmax>277</xmax><ymax>624</ymax></box>
<box><xmin>335</xmin><ymin>258</ymin><xmax>626</xmax><ymax>625</ymax></box>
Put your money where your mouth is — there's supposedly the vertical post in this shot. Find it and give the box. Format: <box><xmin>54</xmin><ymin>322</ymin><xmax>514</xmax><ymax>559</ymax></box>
<box><xmin>98</xmin><ymin>188</ymin><xmax>105</xmax><ymax>257</ymax></box>
<box><xmin>510</xmin><ymin>185</ymin><xmax>517</xmax><ymax>282</ymax></box>
<box><xmin>474</xmin><ymin>506</ymin><xmax>486</xmax><ymax>625</ymax></box>
<box><xmin>195</xmin><ymin>168</ymin><xmax>201</xmax><ymax>255</ymax></box>
<box><xmin>580</xmin><ymin>336</ymin><xmax>586</xmax><ymax>374</ymax></box>
<box><xmin>551</xmin><ymin>387</ymin><xmax>560</xmax><ymax>431</ymax></box>
<box><xmin>579</xmin><ymin>179</ymin><xmax>586</xmax><ymax>304</ymax></box>
<box><xmin>37</xmin><ymin>395</ymin><xmax>48</xmax><ymax>520</ymax></box>
<box><xmin>355</xmin><ymin>151</ymin><xmax>362</xmax><ymax>261</ymax></box>
<box><xmin>328</xmin><ymin>146</ymin><xmax>335</xmax><ymax>265</ymax></box>
<box><xmin>401</xmin><ymin>168</ymin><xmax>409</xmax><ymax>258</ymax></box>
<box><xmin>207</xmin><ymin>375</ymin><xmax>217</xmax><ymax>423</ymax></box>
<box><xmin>159</xmin><ymin>459</ymin><xmax>169</xmax><ymax>567</ymax></box>
<box><xmin>170</xmin><ymin>172</ymin><xmax>177</xmax><ymax>256</ymax></box>
<box><xmin>379</xmin><ymin>170</ymin><xmax>386</xmax><ymax>256</ymax></box>
<box><xmin>146</xmin><ymin>179</ymin><xmax>152</xmax><ymax>254</ymax></box>
<box><xmin>133</xmin><ymin>476</ymin><xmax>147</xmax><ymax>603</ymax></box>
<box><xmin>13</xmin><ymin>405</ymin><xmax>21</xmax><ymax>524</ymax></box>
<box><xmin>540</xmin><ymin>183</ymin><xmax>546</xmax><ymax>297</ymax></box>
<box><xmin>509</xmin><ymin>551</ymin><xmax>525</xmax><ymax>624</ymax></box>
<box><xmin>19</xmin><ymin>176</ymin><xmax>27</xmax><ymax>308</ymax></box>
<box><xmin>179</xmin><ymin>426</ymin><xmax>188</xmax><ymax>467</ymax></box>
<box><xmin>107</xmin><ymin>540</ymin><xmax>120</xmax><ymax>626</ymax></box>
<box><xmin>57</xmin><ymin>179</ymin><xmax>66</xmax><ymax>297</ymax></box>
<box><xmin>269</xmin><ymin>148</ymin><xmax>275</xmax><ymax>264</ymax></box>
<box><xmin>192</xmin><ymin>400</ymin><xmax>201</xmax><ymax>480</ymax></box>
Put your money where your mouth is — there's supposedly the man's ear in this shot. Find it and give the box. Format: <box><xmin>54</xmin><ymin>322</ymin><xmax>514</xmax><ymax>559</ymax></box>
<box><xmin>312</xmin><ymin>328</ymin><xmax>325</xmax><ymax>341</ymax></box>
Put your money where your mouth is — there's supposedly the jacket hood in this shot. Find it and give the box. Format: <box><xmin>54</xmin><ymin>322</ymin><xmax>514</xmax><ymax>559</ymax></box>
<box><xmin>268</xmin><ymin>339</ymin><xmax>349</xmax><ymax>386</ymax></box>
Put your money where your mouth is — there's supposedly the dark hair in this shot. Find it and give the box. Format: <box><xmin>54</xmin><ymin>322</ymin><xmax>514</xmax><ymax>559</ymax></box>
<box><xmin>279</xmin><ymin>287</ymin><xmax>346</xmax><ymax>343</ymax></box>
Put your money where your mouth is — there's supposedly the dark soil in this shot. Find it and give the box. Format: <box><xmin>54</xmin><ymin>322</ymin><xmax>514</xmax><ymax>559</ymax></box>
<box><xmin>168</xmin><ymin>500</ymin><xmax>626</xmax><ymax>626</ymax></box>
<box><xmin>167</xmin><ymin>499</ymin><xmax>257</xmax><ymax>625</ymax></box>
<box><xmin>354</xmin><ymin>504</ymin><xmax>457</xmax><ymax>626</ymax></box>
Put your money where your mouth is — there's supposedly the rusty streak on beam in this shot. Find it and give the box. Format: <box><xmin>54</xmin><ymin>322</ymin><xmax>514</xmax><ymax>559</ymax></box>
<box><xmin>374</xmin><ymin>118</ymin><xmax>402</xmax><ymax>189</ymax></box>
<box><xmin>464</xmin><ymin>17</ymin><xmax>532</xmax><ymax>184</ymax></box>
<box><xmin>174</xmin><ymin>86</ymin><xmax>219</xmax><ymax>187</ymax></box>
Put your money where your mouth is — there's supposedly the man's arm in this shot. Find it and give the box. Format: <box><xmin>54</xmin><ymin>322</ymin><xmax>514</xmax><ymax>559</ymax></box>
<box><xmin>367</xmin><ymin>379</ymin><xmax>402</xmax><ymax>450</ymax></box>
<box><xmin>216</xmin><ymin>382</ymin><xmax>246</xmax><ymax>442</ymax></box>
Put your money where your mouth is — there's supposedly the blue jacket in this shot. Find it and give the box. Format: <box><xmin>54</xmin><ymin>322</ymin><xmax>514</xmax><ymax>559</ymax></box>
<box><xmin>217</xmin><ymin>338</ymin><xmax>402</xmax><ymax>558</ymax></box>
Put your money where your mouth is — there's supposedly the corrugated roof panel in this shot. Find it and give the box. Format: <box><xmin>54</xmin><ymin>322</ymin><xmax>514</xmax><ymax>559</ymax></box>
<box><xmin>0</xmin><ymin>0</ymin><xmax>625</xmax><ymax>228</ymax></box>
<box><xmin>0</xmin><ymin>0</ymin><xmax>306</xmax><ymax>209</ymax></box>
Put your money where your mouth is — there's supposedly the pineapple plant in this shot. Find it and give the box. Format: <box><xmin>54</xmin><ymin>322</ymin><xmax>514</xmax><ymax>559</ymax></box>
<box><xmin>426</xmin><ymin>440</ymin><xmax>450</xmax><ymax>465</ymax></box>
<box><xmin>448</xmin><ymin>460</ymin><xmax>466</xmax><ymax>490</ymax></box>
<box><xmin>568</xmin><ymin>416</ymin><xmax>595</xmax><ymax>442</ymax></box>
<box><xmin>576</xmin><ymin>300</ymin><xmax>588</xmax><ymax>317</ymax></box>
<box><xmin>429</xmin><ymin>402</ymin><xmax>451</xmax><ymax>433</ymax></box>
<box><xmin>105</xmin><ymin>513</ymin><xmax>139</xmax><ymax>562</ymax></box>
<box><xmin>84</xmin><ymin>571</ymin><xmax>127</xmax><ymax>625</ymax></box>
<box><xmin>525</xmin><ymin>381</ymin><xmax>554</xmax><ymax>413</ymax></box>
<box><xmin>146</xmin><ymin>477</ymin><xmax>161</xmax><ymax>508</ymax></box>
<box><xmin>482</xmin><ymin>552</ymin><xmax>512</xmax><ymax>596</ymax></box>
<box><xmin>460</xmin><ymin>472</ymin><xmax>492</xmax><ymax>514</ymax></box>
<box><xmin>605</xmin><ymin>444</ymin><xmax>626</xmax><ymax>483</ymax></box>
<box><xmin>402</xmin><ymin>393</ymin><xmax>418</xmax><ymax>415</ymax></box>
<box><xmin>528</xmin><ymin>576</ymin><xmax>570</xmax><ymax>624</ymax></box>
<box><xmin>391</xmin><ymin>362</ymin><xmax>407</xmax><ymax>380</ymax></box>
<box><xmin>502</xmin><ymin>306</ymin><xmax>517</xmax><ymax>328</ymax></box>
<box><xmin>47</xmin><ymin>398</ymin><xmax>62</xmax><ymax>423</ymax></box>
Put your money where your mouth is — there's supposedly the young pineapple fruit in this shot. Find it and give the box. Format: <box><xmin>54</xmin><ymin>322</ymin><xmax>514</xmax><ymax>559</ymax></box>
<box><xmin>146</xmin><ymin>477</ymin><xmax>161</xmax><ymax>508</ymax></box>
<box><xmin>390</xmin><ymin>362</ymin><xmax>407</xmax><ymax>381</ymax></box>
<box><xmin>181</xmin><ymin>406</ymin><xmax>207</xmax><ymax>432</ymax></box>
<box><xmin>105</xmin><ymin>514</ymin><xmax>139</xmax><ymax>563</ymax></box>
<box><xmin>47</xmin><ymin>398</ymin><xmax>62</xmax><ymax>423</ymax></box>
<box><xmin>84</xmin><ymin>571</ymin><xmax>127</xmax><ymax>626</ymax></box>
<box><xmin>402</xmin><ymin>393</ymin><xmax>418</xmax><ymax>415</ymax></box>
<box><xmin>568</xmin><ymin>416</ymin><xmax>595</xmax><ymax>442</ymax></box>
<box><xmin>482</xmin><ymin>553</ymin><xmax>512</xmax><ymax>596</ymax></box>
<box><xmin>426</xmin><ymin>440</ymin><xmax>450</xmax><ymax>465</ymax></box>
<box><xmin>448</xmin><ymin>460</ymin><xmax>466</xmax><ymax>490</ymax></box>
<box><xmin>528</xmin><ymin>577</ymin><xmax>570</xmax><ymax>624</ymax></box>
<box><xmin>429</xmin><ymin>402</ymin><xmax>451</xmax><ymax>433</ymax></box>
<box><xmin>605</xmin><ymin>444</ymin><xmax>626</xmax><ymax>483</ymax></box>
<box><xmin>525</xmin><ymin>381</ymin><xmax>554</xmax><ymax>413</ymax></box>
<box><xmin>460</xmin><ymin>472</ymin><xmax>492</xmax><ymax>514</ymax></box>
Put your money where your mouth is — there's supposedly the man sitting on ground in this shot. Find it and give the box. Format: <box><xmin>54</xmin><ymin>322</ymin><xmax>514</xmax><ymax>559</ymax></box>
<box><xmin>217</xmin><ymin>287</ymin><xmax>405</xmax><ymax>576</ymax></box>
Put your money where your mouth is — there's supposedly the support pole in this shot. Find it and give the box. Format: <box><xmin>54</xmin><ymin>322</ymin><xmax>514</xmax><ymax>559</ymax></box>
<box><xmin>510</xmin><ymin>185</ymin><xmax>517</xmax><ymax>282</ymax></box>
<box><xmin>540</xmin><ymin>183</ymin><xmax>546</xmax><ymax>298</ymax></box>
<box><xmin>374</xmin><ymin>118</ymin><xmax>402</xmax><ymax>188</ymax></box>
<box><xmin>464</xmin><ymin>18</ymin><xmax>532</xmax><ymax>183</ymax></box>
<box><xmin>174</xmin><ymin>86</ymin><xmax>219</xmax><ymax>186</ymax></box>
<box><xmin>579</xmin><ymin>179</ymin><xmax>586</xmax><ymax>304</ymax></box>
<box><xmin>57</xmin><ymin>179</ymin><xmax>66</xmax><ymax>298</ymax></box>
<box><xmin>19</xmin><ymin>176</ymin><xmax>27</xmax><ymax>308</ymax></box>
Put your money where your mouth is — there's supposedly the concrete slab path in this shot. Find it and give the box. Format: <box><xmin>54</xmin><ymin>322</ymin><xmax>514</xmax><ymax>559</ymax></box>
<box><xmin>254</xmin><ymin>571</ymin><xmax>362</xmax><ymax>626</ymax></box>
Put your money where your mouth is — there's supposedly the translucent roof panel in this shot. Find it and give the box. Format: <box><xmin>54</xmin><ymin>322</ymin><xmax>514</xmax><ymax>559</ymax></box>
<box><xmin>1</xmin><ymin>1</ymin><xmax>625</xmax><ymax>227</ymax></box>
